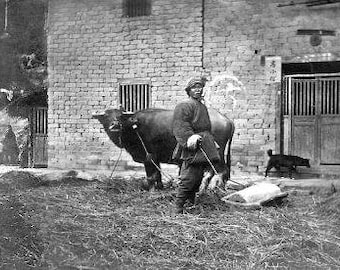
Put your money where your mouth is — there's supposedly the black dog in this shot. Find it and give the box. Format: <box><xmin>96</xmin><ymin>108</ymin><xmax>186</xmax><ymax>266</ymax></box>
<box><xmin>265</xmin><ymin>149</ymin><xmax>310</xmax><ymax>178</ymax></box>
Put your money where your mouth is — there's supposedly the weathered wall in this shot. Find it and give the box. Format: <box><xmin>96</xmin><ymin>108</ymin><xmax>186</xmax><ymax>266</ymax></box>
<box><xmin>47</xmin><ymin>0</ymin><xmax>204</xmax><ymax>171</ymax></box>
<box><xmin>202</xmin><ymin>0</ymin><xmax>340</xmax><ymax>172</ymax></box>
<box><xmin>47</xmin><ymin>0</ymin><xmax>340</xmax><ymax>173</ymax></box>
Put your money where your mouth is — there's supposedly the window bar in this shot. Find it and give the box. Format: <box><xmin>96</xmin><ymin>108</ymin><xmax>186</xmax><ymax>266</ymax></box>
<box><xmin>34</xmin><ymin>110</ymin><xmax>37</xmax><ymax>134</ymax></box>
<box><xmin>144</xmin><ymin>84</ymin><xmax>147</xmax><ymax>109</ymax></box>
<box><xmin>140</xmin><ymin>84</ymin><xmax>143</xmax><ymax>111</ymax></box>
<box><xmin>34</xmin><ymin>109</ymin><xmax>37</xmax><ymax>134</ymax></box>
<box><xmin>123</xmin><ymin>86</ymin><xmax>127</xmax><ymax>111</ymax></box>
<box><xmin>321</xmin><ymin>80</ymin><xmax>326</xmax><ymax>115</ymax></box>
<box><xmin>123</xmin><ymin>85</ymin><xmax>127</xmax><ymax>111</ymax></box>
<box><xmin>336</xmin><ymin>80</ymin><xmax>339</xmax><ymax>114</ymax></box>
<box><xmin>294</xmin><ymin>81</ymin><xmax>298</xmax><ymax>116</ymax></box>
<box><xmin>135</xmin><ymin>85</ymin><xmax>139</xmax><ymax>110</ymax></box>
<box><xmin>38</xmin><ymin>109</ymin><xmax>42</xmax><ymax>134</ymax></box>
<box><xmin>301</xmin><ymin>81</ymin><xmax>304</xmax><ymax>115</ymax></box>
<box><xmin>306</xmin><ymin>81</ymin><xmax>310</xmax><ymax>116</ymax></box>
<box><xmin>146</xmin><ymin>84</ymin><xmax>150</xmax><ymax>109</ymax></box>
<box><xmin>302</xmin><ymin>81</ymin><xmax>306</xmax><ymax>115</ymax></box>
<box><xmin>326</xmin><ymin>80</ymin><xmax>330</xmax><ymax>114</ymax></box>
<box><xmin>292</xmin><ymin>80</ymin><xmax>296</xmax><ymax>116</ymax></box>
<box><xmin>283</xmin><ymin>77</ymin><xmax>288</xmax><ymax>115</ymax></box>
<box><xmin>45</xmin><ymin>109</ymin><xmax>48</xmax><ymax>134</ymax></box>
<box><xmin>324</xmin><ymin>80</ymin><xmax>328</xmax><ymax>114</ymax></box>
<box><xmin>127</xmin><ymin>85</ymin><xmax>131</xmax><ymax>112</ymax></box>
<box><xmin>139</xmin><ymin>84</ymin><xmax>143</xmax><ymax>110</ymax></box>
<box><xmin>131</xmin><ymin>85</ymin><xmax>134</xmax><ymax>111</ymax></box>
<box><xmin>135</xmin><ymin>84</ymin><xmax>139</xmax><ymax>111</ymax></box>
<box><xmin>286</xmin><ymin>77</ymin><xmax>290</xmax><ymax>115</ymax></box>
<box><xmin>334</xmin><ymin>80</ymin><xmax>337</xmax><ymax>114</ymax></box>
<box><xmin>121</xmin><ymin>85</ymin><xmax>125</xmax><ymax>109</ymax></box>
<box><xmin>119</xmin><ymin>85</ymin><xmax>122</xmax><ymax>108</ymax></box>
<box><xmin>331</xmin><ymin>80</ymin><xmax>335</xmax><ymax>114</ymax></box>
<box><xmin>36</xmin><ymin>110</ymin><xmax>39</xmax><ymax>134</ymax></box>
<box><xmin>312</xmin><ymin>81</ymin><xmax>318</xmax><ymax>115</ymax></box>
<box><xmin>40</xmin><ymin>109</ymin><xmax>43</xmax><ymax>134</ymax></box>
<box><xmin>320</xmin><ymin>81</ymin><xmax>323</xmax><ymax>114</ymax></box>
<box><xmin>298</xmin><ymin>81</ymin><xmax>302</xmax><ymax>115</ymax></box>
<box><xmin>131</xmin><ymin>84</ymin><xmax>135</xmax><ymax>112</ymax></box>
<box><xmin>42</xmin><ymin>109</ymin><xmax>45</xmax><ymax>134</ymax></box>
<box><xmin>124</xmin><ymin>85</ymin><xmax>127</xmax><ymax>110</ymax></box>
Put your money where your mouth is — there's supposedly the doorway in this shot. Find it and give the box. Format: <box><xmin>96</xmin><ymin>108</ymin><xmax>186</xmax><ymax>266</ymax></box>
<box><xmin>29</xmin><ymin>106</ymin><xmax>48</xmax><ymax>167</ymax></box>
<box><xmin>282</xmin><ymin>73</ymin><xmax>340</xmax><ymax>167</ymax></box>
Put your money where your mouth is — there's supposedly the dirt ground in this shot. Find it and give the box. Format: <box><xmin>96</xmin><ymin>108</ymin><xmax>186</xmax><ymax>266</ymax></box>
<box><xmin>0</xmin><ymin>166</ymin><xmax>339</xmax><ymax>270</ymax></box>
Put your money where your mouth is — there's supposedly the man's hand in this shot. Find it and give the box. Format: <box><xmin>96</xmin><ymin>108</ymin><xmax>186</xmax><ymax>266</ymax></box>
<box><xmin>187</xmin><ymin>134</ymin><xmax>202</xmax><ymax>150</ymax></box>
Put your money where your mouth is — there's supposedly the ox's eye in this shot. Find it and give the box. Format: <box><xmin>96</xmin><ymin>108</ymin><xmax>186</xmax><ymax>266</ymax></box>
<box><xmin>109</xmin><ymin>121</ymin><xmax>121</xmax><ymax>132</ymax></box>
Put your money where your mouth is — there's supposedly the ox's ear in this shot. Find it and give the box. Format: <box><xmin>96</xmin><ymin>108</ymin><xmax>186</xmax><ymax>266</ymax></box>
<box><xmin>121</xmin><ymin>111</ymin><xmax>134</xmax><ymax>118</ymax></box>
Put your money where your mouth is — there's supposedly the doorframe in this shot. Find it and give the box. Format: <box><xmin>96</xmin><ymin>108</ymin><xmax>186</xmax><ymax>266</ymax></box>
<box><xmin>282</xmin><ymin>72</ymin><xmax>340</xmax><ymax>167</ymax></box>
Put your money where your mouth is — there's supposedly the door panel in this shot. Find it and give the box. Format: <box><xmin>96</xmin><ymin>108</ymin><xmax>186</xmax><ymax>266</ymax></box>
<box><xmin>292</xmin><ymin>117</ymin><xmax>316</xmax><ymax>163</ymax></box>
<box><xmin>290</xmin><ymin>78</ymin><xmax>317</xmax><ymax>162</ymax></box>
<box><xmin>320</xmin><ymin>116</ymin><xmax>340</xmax><ymax>164</ymax></box>
<box><xmin>33</xmin><ymin>135</ymin><xmax>48</xmax><ymax>167</ymax></box>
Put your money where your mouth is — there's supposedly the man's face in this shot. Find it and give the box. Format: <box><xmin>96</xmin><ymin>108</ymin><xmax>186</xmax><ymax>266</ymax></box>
<box><xmin>188</xmin><ymin>83</ymin><xmax>203</xmax><ymax>100</ymax></box>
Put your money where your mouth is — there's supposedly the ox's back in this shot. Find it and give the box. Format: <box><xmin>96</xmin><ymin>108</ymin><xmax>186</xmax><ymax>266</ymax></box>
<box><xmin>132</xmin><ymin>107</ymin><xmax>234</xmax><ymax>164</ymax></box>
<box><xmin>131</xmin><ymin>109</ymin><xmax>177</xmax><ymax>164</ymax></box>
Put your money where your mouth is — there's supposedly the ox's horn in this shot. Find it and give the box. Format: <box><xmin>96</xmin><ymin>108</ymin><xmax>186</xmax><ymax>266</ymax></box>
<box><xmin>92</xmin><ymin>111</ymin><xmax>105</xmax><ymax>119</ymax></box>
<box><xmin>122</xmin><ymin>111</ymin><xmax>134</xmax><ymax>116</ymax></box>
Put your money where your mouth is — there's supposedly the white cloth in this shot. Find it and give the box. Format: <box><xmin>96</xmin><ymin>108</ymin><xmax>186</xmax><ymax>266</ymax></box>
<box><xmin>186</xmin><ymin>134</ymin><xmax>202</xmax><ymax>150</ymax></box>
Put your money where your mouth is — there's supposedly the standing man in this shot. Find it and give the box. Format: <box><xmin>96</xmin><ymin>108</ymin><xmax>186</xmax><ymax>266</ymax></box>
<box><xmin>172</xmin><ymin>77</ymin><xmax>220</xmax><ymax>214</ymax></box>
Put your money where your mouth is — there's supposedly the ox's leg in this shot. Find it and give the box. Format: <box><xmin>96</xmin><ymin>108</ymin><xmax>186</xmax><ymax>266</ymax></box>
<box><xmin>153</xmin><ymin>162</ymin><xmax>164</xmax><ymax>190</ymax></box>
<box><xmin>144</xmin><ymin>162</ymin><xmax>163</xmax><ymax>190</ymax></box>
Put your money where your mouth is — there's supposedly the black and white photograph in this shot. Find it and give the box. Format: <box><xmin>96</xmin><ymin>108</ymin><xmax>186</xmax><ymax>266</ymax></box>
<box><xmin>0</xmin><ymin>0</ymin><xmax>339</xmax><ymax>269</ymax></box>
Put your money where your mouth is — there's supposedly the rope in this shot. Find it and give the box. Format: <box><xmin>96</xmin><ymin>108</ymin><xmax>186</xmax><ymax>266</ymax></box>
<box><xmin>199</xmin><ymin>145</ymin><xmax>245</xmax><ymax>188</ymax></box>
<box><xmin>109</xmin><ymin>147</ymin><xmax>123</xmax><ymax>179</ymax></box>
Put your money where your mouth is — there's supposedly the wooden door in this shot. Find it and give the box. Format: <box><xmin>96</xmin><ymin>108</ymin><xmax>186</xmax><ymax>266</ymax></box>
<box><xmin>319</xmin><ymin>77</ymin><xmax>340</xmax><ymax>164</ymax></box>
<box><xmin>30</xmin><ymin>107</ymin><xmax>48</xmax><ymax>167</ymax></box>
<box><xmin>290</xmin><ymin>77</ymin><xmax>317</xmax><ymax>163</ymax></box>
<box><xmin>283</xmin><ymin>74</ymin><xmax>340</xmax><ymax>166</ymax></box>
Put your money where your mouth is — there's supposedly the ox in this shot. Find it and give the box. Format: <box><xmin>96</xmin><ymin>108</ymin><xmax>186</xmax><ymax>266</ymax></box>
<box><xmin>92</xmin><ymin>107</ymin><xmax>234</xmax><ymax>190</ymax></box>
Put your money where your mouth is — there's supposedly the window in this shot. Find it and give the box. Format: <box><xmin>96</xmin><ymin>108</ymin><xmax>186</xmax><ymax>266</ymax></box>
<box><xmin>123</xmin><ymin>0</ymin><xmax>151</xmax><ymax>17</ymax></box>
<box><xmin>119</xmin><ymin>83</ymin><xmax>151</xmax><ymax>112</ymax></box>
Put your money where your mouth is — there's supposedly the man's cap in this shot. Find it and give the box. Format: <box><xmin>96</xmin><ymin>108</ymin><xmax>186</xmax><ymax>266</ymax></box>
<box><xmin>185</xmin><ymin>76</ymin><xmax>207</xmax><ymax>91</ymax></box>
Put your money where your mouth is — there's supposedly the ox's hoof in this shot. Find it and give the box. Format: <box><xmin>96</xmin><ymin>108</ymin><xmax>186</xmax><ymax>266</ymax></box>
<box><xmin>140</xmin><ymin>178</ymin><xmax>151</xmax><ymax>191</ymax></box>
<box><xmin>155</xmin><ymin>181</ymin><xmax>164</xmax><ymax>190</ymax></box>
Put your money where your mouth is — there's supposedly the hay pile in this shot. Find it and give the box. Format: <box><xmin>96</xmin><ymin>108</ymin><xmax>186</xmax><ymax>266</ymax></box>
<box><xmin>0</xmin><ymin>172</ymin><xmax>339</xmax><ymax>269</ymax></box>
<box><xmin>0</xmin><ymin>171</ymin><xmax>44</xmax><ymax>193</ymax></box>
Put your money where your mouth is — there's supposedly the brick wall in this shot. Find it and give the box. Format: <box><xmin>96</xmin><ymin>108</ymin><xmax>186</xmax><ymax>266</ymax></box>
<box><xmin>203</xmin><ymin>0</ymin><xmax>340</xmax><ymax>172</ymax></box>
<box><xmin>47</xmin><ymin>0</ymin><xmax>340</xmax><ymax>173</ymax></box>
<box><xmin>47</xmin><ymin>0</ymin><xmax>205</xmax><ymax>172</ymax></box>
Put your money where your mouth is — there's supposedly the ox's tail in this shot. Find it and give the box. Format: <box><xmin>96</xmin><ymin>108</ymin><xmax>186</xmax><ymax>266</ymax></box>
<box><xmin>225</xmin><ymin>122</ymin><xmax>235</xmax><ymax>180</ymax></box>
